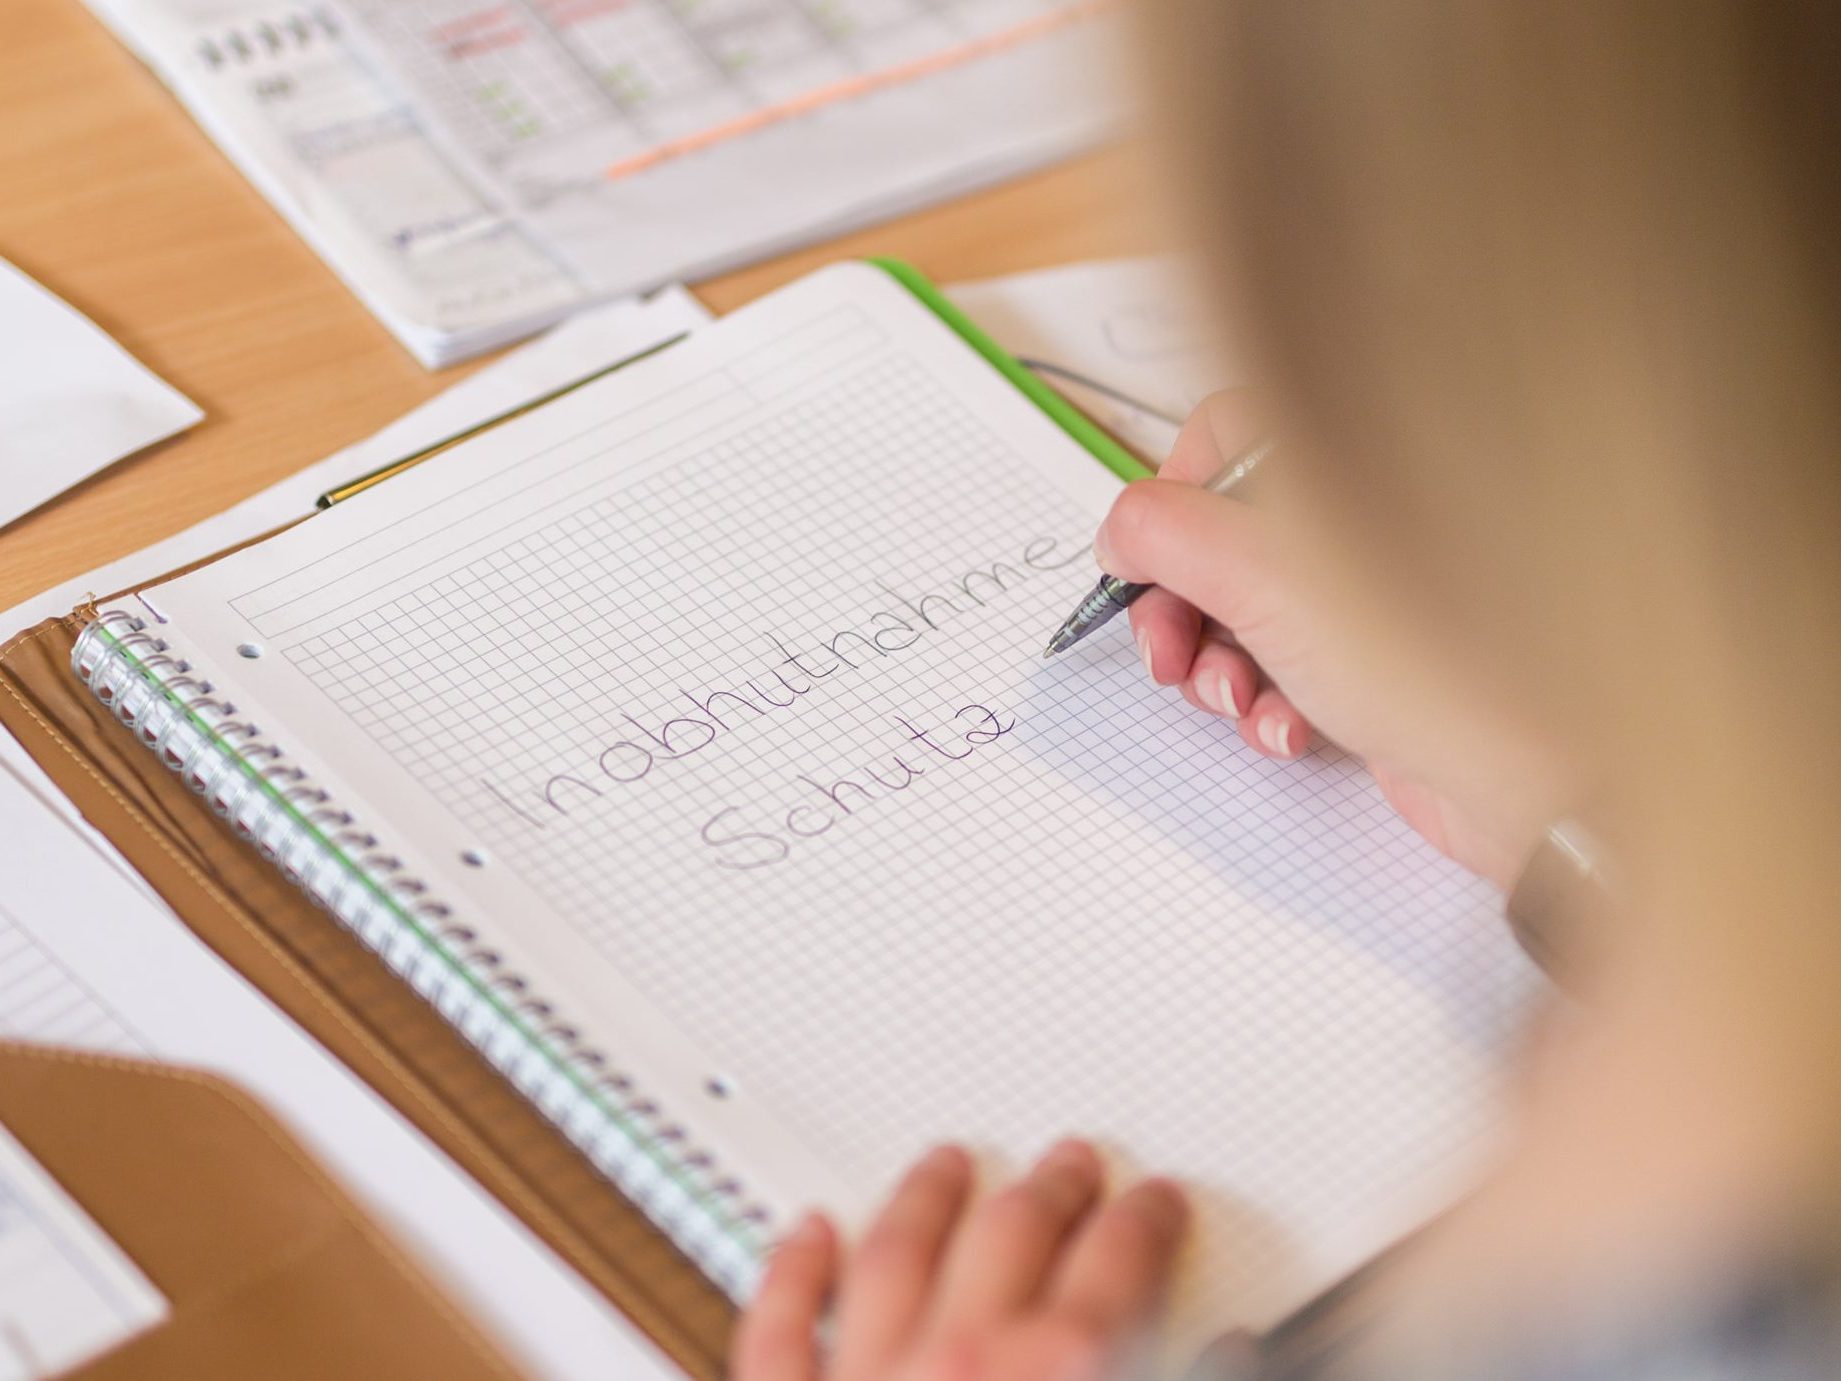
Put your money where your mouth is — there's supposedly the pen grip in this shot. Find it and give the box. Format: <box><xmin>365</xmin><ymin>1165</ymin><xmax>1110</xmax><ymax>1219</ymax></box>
<box><xmin>1102</xmin><ymin>575</ymin><xmax>1151</xmax><ymax>608</ymax></box>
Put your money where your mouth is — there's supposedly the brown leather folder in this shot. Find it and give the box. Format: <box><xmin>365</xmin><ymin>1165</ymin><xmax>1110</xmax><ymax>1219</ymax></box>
<box><xmin>0</xmin><ymin>612</ymin><xmax>734</xmax><ymax>1379</ymax></box>
<box><xmin>0</xmin><ymin>1043</ymin><xmax>517</xmax><ymax>1380</ymax></box>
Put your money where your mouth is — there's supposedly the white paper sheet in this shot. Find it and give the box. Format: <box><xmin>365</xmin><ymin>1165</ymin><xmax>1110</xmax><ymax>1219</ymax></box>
<box><xmin>0</xmin><ymin>1124</ymin><xmax>167</xmax><ymax>1381</ymax></box>
<box><xmin>0</xmin><ymin>744</ymin><xmax>678</xmax><ymax>1380</ymax></box>
<box><xmin>949</xmin><ymin>255</ymin><xmax>1228</xmax><ymax>459</ymax></box>
<box><xmin>133</xmin><ymin>262</ymin><xmax>1537</xmax><ymax>1340</ymax></box>
<box><xmin>0</xmin><ymin>260</ymin><xmax>202</xmax><ymax>528</ymax></box>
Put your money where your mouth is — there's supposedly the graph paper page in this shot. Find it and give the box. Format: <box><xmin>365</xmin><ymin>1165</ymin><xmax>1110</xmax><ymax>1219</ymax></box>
<box><xmin>142</xmin><ymin>262</ymin><xmax>1540</xmax><ymax>1336</ymax></box>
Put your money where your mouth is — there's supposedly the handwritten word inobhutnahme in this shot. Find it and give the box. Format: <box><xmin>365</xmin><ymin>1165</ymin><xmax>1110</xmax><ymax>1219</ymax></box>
<box><xmin>478</xmin><ymin>533</ymin><xmax>1084</xmax><ymax>830</ymax></box>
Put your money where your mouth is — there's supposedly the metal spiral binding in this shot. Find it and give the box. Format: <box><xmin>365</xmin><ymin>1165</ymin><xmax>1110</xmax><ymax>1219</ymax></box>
<box><xmin>196</xmin><ymin>7</ymin><xmax>337</xmax><ymax>69</ymax></box>
<box><xmin>73</xmin><ymin>609</ymin><xmax>773</xmax><ymax>1297</ymax></box>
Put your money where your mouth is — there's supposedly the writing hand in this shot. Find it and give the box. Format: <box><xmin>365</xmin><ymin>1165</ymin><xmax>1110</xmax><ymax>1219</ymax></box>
<box><xmin>732</xmin><ymin>1141</ymin><xmax>1187</xmax><ymax>1381</ymax></box>
<box><xmin>1096</xmin><ymin>392</ymin><xmax>1558</xmax><ymax>887</ymax></box>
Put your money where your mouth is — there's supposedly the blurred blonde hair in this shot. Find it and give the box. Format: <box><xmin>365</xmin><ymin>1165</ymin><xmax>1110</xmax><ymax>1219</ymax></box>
<box><xmin>1139</xmin><ymin>1</ymin><xmax>1841</xmax><ymax>1140</ymax></box>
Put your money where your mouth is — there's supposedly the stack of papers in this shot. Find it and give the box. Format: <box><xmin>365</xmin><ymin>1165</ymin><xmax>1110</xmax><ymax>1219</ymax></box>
<box><xmin>83</xmin><ymin>0</ymin><xmax>590</xmax><ymax>366</ymax></box>
<box><xmin>83</xmin><ymin>0</ymin><xmax>1121</xmax><ymax>366</ymax></box>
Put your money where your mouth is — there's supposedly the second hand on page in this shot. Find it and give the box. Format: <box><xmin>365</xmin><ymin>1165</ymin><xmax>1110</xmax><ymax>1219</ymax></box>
<box><xmin>1043</xmin><ymin>439</ymin><xmax>1273</xmax><ymax>658</ymax></box>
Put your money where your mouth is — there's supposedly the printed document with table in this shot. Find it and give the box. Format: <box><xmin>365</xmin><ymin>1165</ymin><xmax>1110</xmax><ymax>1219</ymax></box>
<box><xmin>80</xmin><ymin>0</ymin><xmax>1116</xmax><ymax>363</ymax></box>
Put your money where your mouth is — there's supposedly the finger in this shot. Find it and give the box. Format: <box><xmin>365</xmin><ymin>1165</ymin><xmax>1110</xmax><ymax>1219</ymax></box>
<box><xmin>1047</xmin><ymin>1178</ymin><xmax>1189</xmax><ymax>1339</ymax></box>
<box><xmin>1178</xmin><ymin>637</ymin><xmax>1257</xmax><ymax>722</ymax></box>
<box><xmin>1370</xmin><ymin>765</ymin><xmax>1457</xmax><ymax>857</ymax></box>
<box><xmin>1094</xmin><ymin>483</ymin><xmax>1281</xmax><ymax>635</ymax></box>
<box><xmin>831</xmin><ymin>1145</ymin><xmax>974</xmax><ymax>1377</ymax></box>
<box><xmin>1128</xmin><ymin>589</ymin><xmax>1202</xmax><ymax>685</ymax></box>
<box><xmin>732</xmin><ymin>1213</ymin><xmax>837</xmax><ymax>1381</ymax></box>
<box><xmin>974</xmin><ymin>1316</ymin><xmax>1113</xmax><ymax>1381</ymax></box>
<box><xmin>1157</xmin><ymin>391</ymin><xmax>1264</xmax><ymax>486</ymax></box>
<box><xmin>1244</xmin><ymin>685</ymin><xmax>1311</xmax><ymax>760</ymax></box>
<box><xmin>1370</xmin><ymin>764</ymin><xmax>1527</xmax><ymax>889</ymax></box>
<box><xmin>927</xmin><ymin>1139</ymin><xmax>1104</xmax><ymax>1337</ymax></box>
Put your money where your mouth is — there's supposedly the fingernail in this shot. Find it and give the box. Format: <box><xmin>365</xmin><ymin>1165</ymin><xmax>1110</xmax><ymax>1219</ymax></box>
<box><xmin>1203</xmin><ymin>671</ymin><xmax>1240</xmax><ymax>718</ymax></box>
<box><xmin>1092</xmin><ymin>523</ymin><xmax>1116</xmax><ymax>572</ymax></box>
<box><xmin>1258</xmin><ymin>717</ymin><xmax>1292</xmax><ymax>757</ymax></box>
<box><xmin>1137</xmin><ymin>629</ymin><xmax>1156</xmax><ymax>680</ymax></box>
<box><xmin>1194</xmin><ymin>671</ymin><xmax>1222</xmax><ymax>714</ymax></box>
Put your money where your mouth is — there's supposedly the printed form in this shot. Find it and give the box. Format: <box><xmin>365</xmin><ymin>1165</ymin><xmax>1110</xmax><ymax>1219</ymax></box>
<box><xmin>339</xmin><ymin>0</ymin><xmax>1120</xmax><ymax>289</ymax></box>
<box><xmin>80</xmin><ymin>0</ymin><xmax>1116</xmax><ymax>361</ymax></box>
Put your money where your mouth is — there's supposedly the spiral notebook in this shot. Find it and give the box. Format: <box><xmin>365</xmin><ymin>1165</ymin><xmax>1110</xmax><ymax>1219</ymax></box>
<box><xmin>64</xmin><ymin>261</ymin><xmax>1539</xmax><ymax>1351</ymax></box>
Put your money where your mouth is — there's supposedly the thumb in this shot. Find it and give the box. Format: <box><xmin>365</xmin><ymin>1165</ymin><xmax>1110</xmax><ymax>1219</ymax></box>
<box><xmin>1158</xmin><ymin>389</ymin><xmax>1264</xmax><ymax>485</ymax></box>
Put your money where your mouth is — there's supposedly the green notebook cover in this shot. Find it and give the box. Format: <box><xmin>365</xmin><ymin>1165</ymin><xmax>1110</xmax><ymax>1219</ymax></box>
<box><xmin>870</xmin><ymin>257</ymin><xmax>1154</xmax><ymax>484</ymax></box>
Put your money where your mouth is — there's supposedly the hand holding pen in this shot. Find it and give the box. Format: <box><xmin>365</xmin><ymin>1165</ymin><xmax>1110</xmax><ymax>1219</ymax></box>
<box><xmin>1044</xmin><ymin>394</ymin><xmax>1312</xmax><ymax>761</ymax></box>
<box><xmin>1046</xmin><ymin>391</ymin><xmax>1550</xmax><ymax>889</ymax></box>
<box><xmin>1043</xmin><ymin>436</ymin><xmax>1271</xmax><ymax>658</ymax></box>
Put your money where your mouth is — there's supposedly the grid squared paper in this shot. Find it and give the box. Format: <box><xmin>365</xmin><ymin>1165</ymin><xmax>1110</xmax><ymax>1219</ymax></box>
<box><xmin>262</xmin><ymin>329</ymin><xmax>1540</xmax><ymax>1329</ymax></box>
<box><xmin>0</xmin><ymin>905</ymin><xmax>143</xmax><ymax>1052</ymax></box>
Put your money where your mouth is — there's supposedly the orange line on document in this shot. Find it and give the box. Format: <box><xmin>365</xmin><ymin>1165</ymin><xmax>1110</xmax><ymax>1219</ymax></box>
<box><xmin>599</xmin><ymin>0</ymin><xmax>1111</xmax><ymax>182</ymax></box>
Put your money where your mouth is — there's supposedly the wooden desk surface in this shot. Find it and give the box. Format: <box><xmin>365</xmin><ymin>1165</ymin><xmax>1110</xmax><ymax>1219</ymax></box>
<box><xmin>0</xmin><ymin>0</ymin><xmax>1159</xmax><ymax>613</ymax></box>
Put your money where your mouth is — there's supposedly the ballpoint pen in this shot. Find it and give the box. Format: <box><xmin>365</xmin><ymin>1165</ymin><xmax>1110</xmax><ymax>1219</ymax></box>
<box><xmin>1043</xmin><ymin>439</ymin><xmax>1273</xmax><ymax>658</ymax></box>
